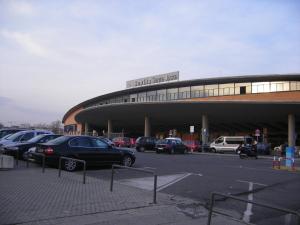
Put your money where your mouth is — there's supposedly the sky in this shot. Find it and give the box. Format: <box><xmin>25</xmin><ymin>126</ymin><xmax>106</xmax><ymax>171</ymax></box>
<box><xmin>0</xmin><ymin>0</ymin><xmax>300</xmax><ymax>126</ymax></box>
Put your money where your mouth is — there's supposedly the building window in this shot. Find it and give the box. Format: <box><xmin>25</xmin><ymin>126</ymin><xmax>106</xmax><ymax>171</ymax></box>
<box><xmin>291</xmin><ymin>81</ymin><xmax>300</xmax><ymax>91</ymax></box>
<box><xmin>252</xmin><ymin>82</ymin><xmax>270</xmax><ymax>93</ymax></box>
<box><xmin>167</xmin><ymin>88</ymin><xmax>178</xmax><ymax>100</ymax></box>
<box><xmin>137</xmin><ymin>92</ymin><xmax>147</xmax><ymax>102</ymax></box>
<box><xmin>204</xmin><ymin>84</ymin><xmax>218</xmax><ymax>97</ymax></box>
<box><xmin>191</xmin><ymin>85</ymin><xmax>204</xmax><ymax>98</ymax></box>
<box><xmin>219</xmin><ymin>83</ymin><xmax>235</xmax><ymax>96</ymax></box>
<box><xmin>146</xmin><ymin>91</ymin><xmax>157</xmax><ymax>102</ymax></box>
<box><xmin>178</xmin><ymin>87</ymin><xmax>190</xmax><ymax>99</ymax></box>
<box><xmin>157</xmin><ymin>89</ymin><xmax>166</xmax><ymax>101</ymax></box>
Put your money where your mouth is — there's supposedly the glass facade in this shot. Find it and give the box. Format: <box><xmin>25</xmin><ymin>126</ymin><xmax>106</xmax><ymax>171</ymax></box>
<box><xmin>89</xmin><ymin>80</ymin><xmax>299</xmax><ymax>108</ymax></box>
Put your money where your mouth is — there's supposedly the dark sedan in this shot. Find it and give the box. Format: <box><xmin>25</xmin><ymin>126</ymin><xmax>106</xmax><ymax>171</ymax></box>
<box><xmin>31</xmin><ymin>136</ymin><xmax>136</xmax><ymax>171</ymax></box>
<box><xmin>155</xmin><ymin>138</ymin><xmax>188</xmax><ymax>154</ymax></box>
<box><xmin>4</xmin><ymin>134</ymin><xmax>62</xmax><ymax>159</ymax></box>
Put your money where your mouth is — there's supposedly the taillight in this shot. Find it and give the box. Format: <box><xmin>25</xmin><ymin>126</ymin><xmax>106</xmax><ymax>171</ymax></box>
<box><xmin>44</xmin><ymin>147</ymin><xmax>54</xmax><ymax>155</ymax></box>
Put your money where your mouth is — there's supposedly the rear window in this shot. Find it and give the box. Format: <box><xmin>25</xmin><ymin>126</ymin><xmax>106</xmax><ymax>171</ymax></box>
<box><xmin>46</xmin><ymin>136</ymin><xmax>69</xmax><ymax>145</ymax></box>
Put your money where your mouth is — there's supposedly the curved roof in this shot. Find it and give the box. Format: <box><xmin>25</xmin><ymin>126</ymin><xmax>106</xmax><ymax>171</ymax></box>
<box><xmin>63</xmin><ymin>73</ymin><xmax>300</xmax><ymax>123</ymax></box>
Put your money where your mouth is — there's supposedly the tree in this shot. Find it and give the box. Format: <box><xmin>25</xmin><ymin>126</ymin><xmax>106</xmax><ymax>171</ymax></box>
<box><xmin>49</xmin><ymin>120</ymin><xmax>63</xmax><ymax>134</ymax></box>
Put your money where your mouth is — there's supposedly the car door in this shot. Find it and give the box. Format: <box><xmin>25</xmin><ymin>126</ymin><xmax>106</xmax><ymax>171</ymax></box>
<box><xmin>90</xmin><ymin>138</ymin><xmax>122</xmax><ymax>164</ymax></box>
<box><xmin>68</xmin><ymin>137</ymin><xmax>97</xmax><ymax>165</ymax></box>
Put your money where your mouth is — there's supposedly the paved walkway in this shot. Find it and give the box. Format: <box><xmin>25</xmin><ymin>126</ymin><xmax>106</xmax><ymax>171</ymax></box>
<box><xmin>0</xmin><ymin>161</ymin><xmax>248</xmax><ymax>225</ymax></box>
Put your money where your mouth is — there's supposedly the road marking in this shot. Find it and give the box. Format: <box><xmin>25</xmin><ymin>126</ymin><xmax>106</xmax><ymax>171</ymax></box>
<box><xmin>237</xmin><ymin>180</ymin><xmax>267</xmax><ymax>223</ymax></box>
<box><xmin>237</xmin><ymin>180</ymin><xmax>267</xmax><ymax>187</ymax></box>
<box><xmin>118</xmin><ymin>173</ymin><xmax>197</xmax><ymax>191</ymax></box>
<box><xmin>242</xmin><ymin>182</ymin><xmax>254</xmax><ymax>223</ymax></box>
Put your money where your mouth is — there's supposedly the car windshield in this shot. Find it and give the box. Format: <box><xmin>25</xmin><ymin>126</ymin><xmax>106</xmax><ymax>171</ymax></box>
<box><xmin>46</xmin><ymin>136</ymin><xmax>69</xmax><ymax>145</ymax></box>
<box><xmin>6</xmin><ymin>132</ymin><xmax>24</xmax><ymax>141</ymax></box>
<box><xmin>2</xmin><ymin>134</ymin><xmax>13</xmax><ymax>140</ymax></box>
<box><xmin>157</xmin><ymin>139</ymin><xmax>172</xmax><ymax>144</ymax></box>
<box><xmin>27</xmin><ymin>135</ymin><xmax>46</xmax><ymax>143</ymax></box>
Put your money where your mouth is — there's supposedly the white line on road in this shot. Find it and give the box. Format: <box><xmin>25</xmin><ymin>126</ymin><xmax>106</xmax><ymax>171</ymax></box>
<box><xmin>157</xmin><ymin>173</ymin><xmax>192</xmax><ymax>191</ymax></box>
<box><xmin>237</xmin><ymin>180</ymin><xmax>267</xmax><ymax>187</ymax></box>
<box><xmin>242</xmin><ymin>182</ymin><xmax>254</xmax><ymax>223</ymax></box>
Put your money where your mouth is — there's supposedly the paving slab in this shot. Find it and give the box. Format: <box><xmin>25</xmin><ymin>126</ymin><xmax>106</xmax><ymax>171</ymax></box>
<box><xmin>0</xmin><ymin>161</ymin><xmax>248</xmax><ymax>225</ymax></box>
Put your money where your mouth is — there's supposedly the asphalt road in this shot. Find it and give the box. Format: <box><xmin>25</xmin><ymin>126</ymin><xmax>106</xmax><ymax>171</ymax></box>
<box><xmin>85</xmin><ymin>151</ymin><xmax>300</xmax><ymax>224</ymax></box>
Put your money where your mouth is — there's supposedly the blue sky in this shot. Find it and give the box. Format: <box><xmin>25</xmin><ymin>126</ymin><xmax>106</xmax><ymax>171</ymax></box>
<box><xmin>0</xmin><ymin>0</ymin><xmax>299</xmax><ymax>125</ymax></box>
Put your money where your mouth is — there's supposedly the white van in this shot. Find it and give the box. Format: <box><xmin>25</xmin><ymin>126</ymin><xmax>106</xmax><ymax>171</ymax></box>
<box><xmin>210</xmin><ymin>136</ymin><xmax>245</xmax><ymax>153</ymax></box>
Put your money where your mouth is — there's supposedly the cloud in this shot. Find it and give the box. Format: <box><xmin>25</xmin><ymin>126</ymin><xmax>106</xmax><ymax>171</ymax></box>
<box><xmin>8</xmin><ymin>1</ymin><xmax>35</xmax><ymax>16</ymax></box>
<box><xmin>1</xmin><ymin>30</ymin><xmax>49</xmax><ymax>57</ymax></box>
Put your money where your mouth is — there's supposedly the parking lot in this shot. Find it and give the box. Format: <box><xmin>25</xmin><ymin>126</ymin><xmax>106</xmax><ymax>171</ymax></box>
<box><xmin>85</xmin><ymin>151</ymin><xmax>300</xmax><ymax>224</ymax></box>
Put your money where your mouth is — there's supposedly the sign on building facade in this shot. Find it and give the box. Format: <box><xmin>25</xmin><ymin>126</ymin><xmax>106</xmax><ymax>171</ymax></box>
<box><xmin>126</xmin><ymin>71</ymin><xmax>179</xmax><ymax>89</ymax></box>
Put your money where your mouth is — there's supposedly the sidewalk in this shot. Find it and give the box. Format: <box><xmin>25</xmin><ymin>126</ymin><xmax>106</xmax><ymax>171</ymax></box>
<box><xmin>0</xmin><ymin>162</ymin><xmax>248</xmax><ymax>225</ymax></box>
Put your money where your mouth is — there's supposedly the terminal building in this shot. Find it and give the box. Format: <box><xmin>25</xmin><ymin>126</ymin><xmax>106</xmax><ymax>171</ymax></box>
<box><xmin>62</xmin><ymin>72</ymin><xmax>300</xmax><ymax>148</ymax></box>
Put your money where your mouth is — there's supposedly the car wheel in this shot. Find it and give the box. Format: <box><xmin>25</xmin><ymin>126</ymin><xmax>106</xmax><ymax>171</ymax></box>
<box><xmin>122</xmin><ymin>155</ymin><xmax>133</xmax><ymax>167</ymax></box>
<box><xmin>64</xmin><ymin>159</ymin><xmax>77</xmax><ymax>172</ymax></box>
<box><xmin>140</xmin><ymin>147</ymin><xmax>145</xmax><ymax>152</ymax></box>
<box><xmin>211</xmin><ymin>148</ymin><xmax>216</xmax><ymax>153</ymax></box>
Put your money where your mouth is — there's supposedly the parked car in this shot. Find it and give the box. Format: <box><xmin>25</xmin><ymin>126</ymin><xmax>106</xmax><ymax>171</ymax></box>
<box><xmin>183</xmin><ymin>140</ymin><xmax>201</xmax><ymax>152</ymax></box>
<box><xmin>3</xmin><ymin>134</ymin><xmax>62</xmax><ymax>160</ymax></box>
<box><xmin>112</xmin><ymin>137</ymin><xmax>131</xmax><ymax>148</ymax></box>
<box><xmin>210</xmin><ymin>136</ymin><xmax>245</xmax><ymax>153</ymax></box>
<box><xmin>155</xmin><ymin>137</ymin><xmax>188</xmax><ymax>154</ymax></box>
<box><xmin>136</xmin><ymin>137</ymin><xmax>157</xmax><ymax>152</ymax></box>
<box><xmin>30</xmin><ymin>136</ymin><xmax>136</xmax><ymax>171</ymax></box>
<box><xmin>0</xmin><ymin>130</ymin><xmax>53</xmax><ymax>151</ymax></box>
<box><xmin>0</xmin><ymin>128</ymin><xmax>27</xmax><ymax>140</ymax></box>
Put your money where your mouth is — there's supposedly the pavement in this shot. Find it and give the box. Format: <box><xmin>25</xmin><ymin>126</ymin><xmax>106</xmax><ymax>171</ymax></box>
<box><xmin>0</xmin><ymin>160</ymin><xmax>249</xmax><ymax>225</ymax></box>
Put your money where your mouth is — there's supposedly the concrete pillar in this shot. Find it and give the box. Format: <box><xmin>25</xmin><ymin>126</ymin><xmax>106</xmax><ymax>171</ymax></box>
<box><xmin>107</xmin><ymin>120</ymin><xmax>112</xmax><ymax>139</ymax></box>
<box><xmin>202</xmin><ymin>114</ymin><xmax>209</xmax><ymax>146</ymax></box>
<box><xmin>288</xmin><ymin>114</ymin><xmax>296</xmax><ymax>147</ymax></box>
<box><xmin>144</xmin><ymin>116</ymin><xmax>151</xmax><ymax>137</ymax></box>
<box><xmin>84</xmin><ymin>123</ymin><xmax>89</xmax><ymax>135</ymax></box>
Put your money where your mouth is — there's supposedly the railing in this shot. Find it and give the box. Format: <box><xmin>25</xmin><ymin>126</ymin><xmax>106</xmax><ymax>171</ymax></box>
<box><xmin>110</xmin><ymin>164</ymin><xmax>158</xmax><ymax>204</ymax></box>
<box><xmin>58</xmin><ymin>157</ymin><xmax>87</xmax><ymax>184</ymax></box>
<box><xmin>207</xmin><ymin>192</ymin><xmax>300</xmax><ymax>225</ymax></box>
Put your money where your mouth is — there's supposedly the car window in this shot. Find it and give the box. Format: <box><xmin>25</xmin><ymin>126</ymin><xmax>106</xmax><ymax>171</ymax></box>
<box><xmin>39</xmin><ymin>136</ymin><xmax>57</xmax><ymax>143</ymax></box>
<box><xmin>20</xmin><ymin>132</ymin><xmax>34</xmax><ymax>141</ymax></box>
<box><xmin>69</xmin><ymin>137</ymin><xmax>92</xmax><ymax>147</ymax></box>
<box><xmin>215</xmin><ymin>137</ymin><xmax>224</xmax><ymax>144</ymax></box>
<box><xmin>91</xmin><ymin>139</ymin><xmax>108</xmax><ymax>149</ymax></box>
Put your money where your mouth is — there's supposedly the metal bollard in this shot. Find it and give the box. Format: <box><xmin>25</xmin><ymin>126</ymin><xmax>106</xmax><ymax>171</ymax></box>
<box><xmin>110</xmin><ymin>166</ymin><xmax>114</xmax><ymax>192</ymax></box>
<box><xmin>153</xmin><ymin>174</ymin><xmax>157</xmax><ymax>204</ymax></box>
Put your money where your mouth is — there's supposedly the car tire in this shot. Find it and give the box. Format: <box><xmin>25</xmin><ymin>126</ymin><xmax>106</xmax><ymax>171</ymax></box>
<box><xmin>211</xmin><ymin>148</ymin><xmax>216</xmax><ymax>153</ymax></box>
<box><xmin>140</xmin><ymin>147</ymin><xmax>145</xmax><ymax>152</ymax></box>
<box><xmin>64</xmin><ymin>159</ymin><xmax>77</xmax><ymax>172</ymax></box>
<box><xmin>122</xmin><ymin>155</ymin><xmax>133</xmax><ymax>167</ymax></box>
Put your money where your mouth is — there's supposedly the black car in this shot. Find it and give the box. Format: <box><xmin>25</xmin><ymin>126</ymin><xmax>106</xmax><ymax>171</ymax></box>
<box><xmin>136</xmin><ymin>137</ymin><xmax>157</xmax><ymax>152</ymax></box>
<box><xmin>4</xmin><ymin>134</ymin><xmax>62</xmax><ymax>160</ymax></box>
<box><xmin>31</xmin><ymin>136</ymin><xmax>136</xmax><ymax>171</ymax></box>
<box><xmin>155</xmin><ymin>138</ymin><xmax>188</xmax><ymax>154</ymax></box>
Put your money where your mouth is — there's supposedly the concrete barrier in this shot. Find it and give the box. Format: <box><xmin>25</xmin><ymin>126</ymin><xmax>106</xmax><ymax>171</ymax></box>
<box><xmin>0</xmin><ymin>155</ymin><xmax>14</xmax><ymax>169</ymax></box>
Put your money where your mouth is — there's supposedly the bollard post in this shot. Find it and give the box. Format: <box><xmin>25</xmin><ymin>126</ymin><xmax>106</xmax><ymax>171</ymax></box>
<box><xmin>16</xmin><ymin>149</ymin><xmax>19</xmax><ymax>167</ymax></box>
<box><xmin>153</xmin><ymin>174</ymin><xmax>157</xmax><ymax>204</ymax></box>
<box><xmin>58</xmin><ymin>158</ymin><xmax>62</xmax><ymax>177</ymax></box>
<box><xmin>278</xmin><ymin>157</ymin><xmax>281</xmax><ymax>170</ymax></box>
<box><xmin>83</xmin><ymin>162</ymin><xmax>86</xmax><ymax>184</ymax></box>
<box><xmin>42</xmin><ymin>154</ymin><xmax>45</xmax><ymax>173</ymax></box>
<box><xmin>273</xmin><ymin>156</ymin><xmax>276</xmax><ymax>169</ymax></box>
<box><xmin>26</xmin><ymin>158</ymin><xmax>29</xmax><ymax>168</ymax></box>
<box><xmin>207</xmin><ymin>193</ymin><xmax>215</xmax><ymax>225</ymax></box>
<box><xmin>110</xmin><ymin>166</ymin><xmax>114</xmax><ymax>192</ymax></box>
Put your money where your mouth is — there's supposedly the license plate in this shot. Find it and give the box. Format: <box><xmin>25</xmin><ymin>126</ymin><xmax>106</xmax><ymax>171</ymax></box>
<box><xmin>158</xmin><ymin>147</ymin><xmax>163</xmax><ymax>150</ymax></box>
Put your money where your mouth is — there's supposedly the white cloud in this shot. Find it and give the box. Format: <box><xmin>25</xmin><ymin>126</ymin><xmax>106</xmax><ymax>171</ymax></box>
<box><xmin>9</xmin><ymin>1</ymin><xmax>35</xmax><ymax>16</ymax></box>
<box><xmin>1</xmin><ymin>30</ymin><xmax>48</xmax><ymax>57</ymax></box>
